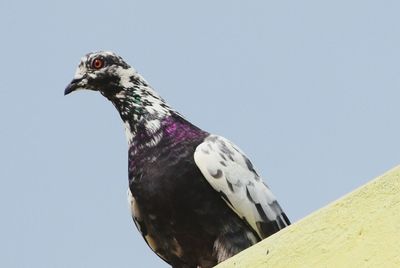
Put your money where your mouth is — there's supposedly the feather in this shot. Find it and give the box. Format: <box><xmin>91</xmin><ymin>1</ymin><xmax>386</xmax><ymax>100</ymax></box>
<box><xmin>194</xmin><ymin>135</ymin><xmax>290</xmax><ymax>238</ymax></box>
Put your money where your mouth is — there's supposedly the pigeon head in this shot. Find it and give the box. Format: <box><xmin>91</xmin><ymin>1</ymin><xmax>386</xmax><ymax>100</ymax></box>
<box><xmin>65</xmin><ymin>51</ymin><xmax>175</xmax><ymax>139</ymax></box>
<box><xmin>64</xmin><ymin>51</ymin><xmax>146</xmax><ymax>97</ymax></box>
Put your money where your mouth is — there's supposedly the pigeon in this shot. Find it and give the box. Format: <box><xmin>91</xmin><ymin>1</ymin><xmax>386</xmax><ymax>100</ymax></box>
<box><xmin>65</xmin><ymin>51</ymin><xmax>290</xmax><ymax>268</ymax></box>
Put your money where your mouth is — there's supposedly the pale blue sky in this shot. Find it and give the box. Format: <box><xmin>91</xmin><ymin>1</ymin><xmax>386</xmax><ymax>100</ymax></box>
<box><xmin>1</xmin><ymin>1</ymin><xmax>400</xmax><ymax>267</ymax></box>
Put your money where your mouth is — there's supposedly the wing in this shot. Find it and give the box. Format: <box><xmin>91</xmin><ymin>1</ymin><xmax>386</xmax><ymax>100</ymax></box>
<box><xmin>194</xmin><ymin>135</ymin><xmax>290</xmax><ymax>239</ymax></box>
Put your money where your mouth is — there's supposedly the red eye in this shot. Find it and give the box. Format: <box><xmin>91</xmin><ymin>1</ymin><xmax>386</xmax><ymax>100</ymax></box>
<box><xmin>91</xmin><ymin>58</ymin><xmax>104</xmax><ymax>69</ymax></box>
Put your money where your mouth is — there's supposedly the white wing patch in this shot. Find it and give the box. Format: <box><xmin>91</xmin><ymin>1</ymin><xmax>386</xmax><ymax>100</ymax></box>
<box><xmin>194</xmin><ymin>135</ymin><xmax>289</xmax><ymax>238</ymax></box>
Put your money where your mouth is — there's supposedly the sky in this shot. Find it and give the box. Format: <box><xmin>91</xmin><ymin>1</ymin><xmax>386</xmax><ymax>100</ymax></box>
<box><xmin>1</xmin><ymin>1</ymin><xmax>400</xmax><ymax>267</ymax></box>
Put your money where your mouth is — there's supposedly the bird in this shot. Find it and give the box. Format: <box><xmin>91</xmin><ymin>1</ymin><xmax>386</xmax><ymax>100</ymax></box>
<box><xmin>65</xmin><ymin>51</ymin><xmax>290</xmax><ymax>268</ymax></box>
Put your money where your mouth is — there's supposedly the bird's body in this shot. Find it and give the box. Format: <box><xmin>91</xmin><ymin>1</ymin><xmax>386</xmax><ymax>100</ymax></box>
<box><xmin>65</xmin><ymin>51</ymin><xmax>290</xmax><ymax>268</ymax></box>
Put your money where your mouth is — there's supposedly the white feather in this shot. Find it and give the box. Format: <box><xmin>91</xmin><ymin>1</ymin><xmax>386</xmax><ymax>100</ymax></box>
<box><xmin>194</xmin><ymin>135</ymin><xmax>288</xmax><ymax>238</ymax></box>
<box><xmin>124</xmin><ymin>121</ymin><xmax>134</xmax><ymax>144</ymax></box>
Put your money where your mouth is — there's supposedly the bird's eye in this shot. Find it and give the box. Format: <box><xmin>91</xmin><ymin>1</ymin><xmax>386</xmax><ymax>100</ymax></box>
<box><xmin>91</xmin><ymin>58</ymin><xmax>105</xmax><ymax>70</ymax></box>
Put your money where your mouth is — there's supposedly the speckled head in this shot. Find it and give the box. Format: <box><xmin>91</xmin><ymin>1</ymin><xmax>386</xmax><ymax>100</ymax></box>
<box><xmin>65</xmin><ymin>51</ymin><xmax>174</xmax><ymax>117</ymax></box>
<box><xmin>64</xmin><ymin>51</ymin><xmax>147</xmax><ymax>97</ymax></box>
<box><xmin>65</xmin><ymin>51</ymin><xmax>176</xmax><ymax>144</ymax></box>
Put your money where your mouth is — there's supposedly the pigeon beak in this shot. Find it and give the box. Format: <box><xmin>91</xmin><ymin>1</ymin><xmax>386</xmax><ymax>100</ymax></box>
<box><xmin>64</xmin><ymin>77</ymin><xmax>85</xmax><ymax>95</ymax></box>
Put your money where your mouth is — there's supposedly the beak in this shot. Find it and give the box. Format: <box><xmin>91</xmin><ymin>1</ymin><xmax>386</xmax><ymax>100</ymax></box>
<box><xmin>64</xmin><ymin>77</ymin><xmax>85</xmax><ymax>95</ymax></box>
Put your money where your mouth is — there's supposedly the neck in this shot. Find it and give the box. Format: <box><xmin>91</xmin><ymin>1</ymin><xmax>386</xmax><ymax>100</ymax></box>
<box><xmin>98</xmin><ymin>67</ymin><xmax>170</xmax><ymax>141</ymax></box>
<box><xmin>103</xmin><ymin>67</ymin><xmax>206</xmax><ymax>148</ymax></box>
<box><xmin>112</xmin><ymin>88</ymin><xmax>174</xmax><ymax>143</ymax></box>
<box><xmin>114</xmin><ymin>91</ymin><xmax>207</xmax><ymax>150</ymax></box>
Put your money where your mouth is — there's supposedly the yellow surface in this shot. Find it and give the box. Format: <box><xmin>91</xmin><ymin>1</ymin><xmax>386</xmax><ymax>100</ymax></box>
<box><xmin>216</xmin><ymin>165</ymin><xmax>400</xmax><ymax>268</ymax></box>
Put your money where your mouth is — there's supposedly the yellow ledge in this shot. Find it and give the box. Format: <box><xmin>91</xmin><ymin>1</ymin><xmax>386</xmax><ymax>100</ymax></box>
<box><xmin>216</xmin><ymin>165</ymin><xmax>400</xmax><ymax>268</ymax></box>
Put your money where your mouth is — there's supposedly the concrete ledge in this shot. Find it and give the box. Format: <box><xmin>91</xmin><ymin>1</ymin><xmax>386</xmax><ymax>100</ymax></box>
<box><xmin>216</xmin><ymin>166</ymin><xmax>400</xmax><ymax>268</ymax></box>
